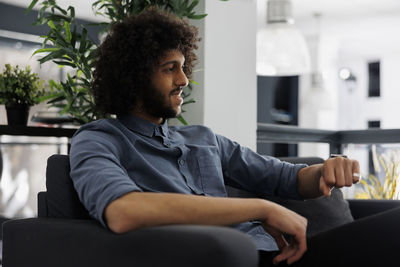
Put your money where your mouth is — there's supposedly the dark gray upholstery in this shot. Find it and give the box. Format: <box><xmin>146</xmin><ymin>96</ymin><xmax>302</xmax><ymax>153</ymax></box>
<box><xmin>3</xmin><ymin>154</ymin><xmax>400</xmax><ymax>267</ymax></box>
<box><xmin>227</xmin><ymin>156</ymin><xmax>354</xmax><ymax>236</ymax></box>
<box><xmin>3</xmin><ymin>218</ymin><xmax>258</xmax><ymax>267</ymax></box>
<box><xmin>44</xmin><ymin>155</ymin><xmax>90</xmax><ymax>219</ymax></box>
<box><xmin>266</xmin><ymin>189</ymin><xmax>354</xmax><ymax>237</ymax></box>
<box><xmin>3</xmin><ymin>155</ymin><xmax>258</xmax><ymax>267</ymax></box>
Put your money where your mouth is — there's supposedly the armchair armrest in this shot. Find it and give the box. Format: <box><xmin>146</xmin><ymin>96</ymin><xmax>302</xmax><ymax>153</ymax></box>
<box><xmin>348</xmin><ymin>199</ymin><xmax>400</xmax><ymax>220</ymax></box>
<box><xmin>3</xmin><ymin>218</ymin><xmax>258</xmax><ymax>267</ymax></box>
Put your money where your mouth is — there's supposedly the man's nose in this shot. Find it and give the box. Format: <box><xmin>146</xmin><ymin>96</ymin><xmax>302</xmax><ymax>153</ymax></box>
<box><xmin>176</xmin><ymin>69</ymin><xmax>189</xmax><ymax>88</ymax></box>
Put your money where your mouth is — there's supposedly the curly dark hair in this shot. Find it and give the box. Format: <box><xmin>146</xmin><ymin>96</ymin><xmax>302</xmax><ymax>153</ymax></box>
<box><xmin>91</xmin><ymin>9</ymin><xmax>199</xmax><ymax>116</ymax></box>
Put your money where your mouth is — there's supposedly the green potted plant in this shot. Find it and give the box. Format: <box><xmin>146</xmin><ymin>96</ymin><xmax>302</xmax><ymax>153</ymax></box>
<box><xmin>0</xmin><ymin>64</ymin><xmax>45</xmax><ymax>126</ymax></box>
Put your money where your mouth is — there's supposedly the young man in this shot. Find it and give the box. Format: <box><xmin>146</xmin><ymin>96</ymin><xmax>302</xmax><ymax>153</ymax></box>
<box><xmin>70</xmin><ymin>9</ymin><xmax>397</xmax><ymax>267</ymax></box>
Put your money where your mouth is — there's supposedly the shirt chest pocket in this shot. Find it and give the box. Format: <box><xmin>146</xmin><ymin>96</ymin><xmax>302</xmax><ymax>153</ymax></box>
<box><xmin>197</xmin><ymin>151</ymin><xmax>227</xmax><ymax>196</ymax></box>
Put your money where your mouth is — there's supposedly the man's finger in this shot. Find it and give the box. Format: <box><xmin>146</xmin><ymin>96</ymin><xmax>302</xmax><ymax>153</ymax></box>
<box><xmin>352</xmin><ymin>160</ymin><xmax>361</xmax><ymax>183</ymax></box>
<box><xmin>334</xmin><ymin>162</ymin><xmax>345</xmax><ymax>187</ymax></box>
<box><xmin>319</xmin><ymin>176</ymin><xmax>331</xmax><ymax>196</ymax></box>
<box><xmin>322</xmin><ymin>161</ymin><xmax>335</xmax><ymax>186</ymax></box>
<box><xmin>287</xmin><ymin>235</ymin><xmax>307</xmax><ymax>265</ymax></box>
<box><xmin>272</xmin><ymin>245</ymin><xmax>297</xmax><ymax>265</ymax></box>
<box><xmin>266</xmin><ymin>227</ymin><xmax>288</xmax><ymax>249</ymax></box>
<box><xmin>343</xmin><ymin>159</ymin><xmax>353</xmax><ymax>187</ymax></box>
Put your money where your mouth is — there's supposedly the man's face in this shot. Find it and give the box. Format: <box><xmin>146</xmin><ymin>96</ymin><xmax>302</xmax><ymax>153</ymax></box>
<box><xmin>140</xmin><ymin>50</ymin><xmax>188</xmax><ymax>122</ymax></box>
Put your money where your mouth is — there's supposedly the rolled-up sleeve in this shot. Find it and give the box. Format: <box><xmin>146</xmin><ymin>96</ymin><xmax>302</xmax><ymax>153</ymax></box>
<box><xmin>216</xmin><ymin>134</ymin><xmax>306</xmax><ymax>199</ymax></box>
<box><xmin>70</xmin><ymin>127</ymin><xmax>142</xmax><ymax>227</ymax></box>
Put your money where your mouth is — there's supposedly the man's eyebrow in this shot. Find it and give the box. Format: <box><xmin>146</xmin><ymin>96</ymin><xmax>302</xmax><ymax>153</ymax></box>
<box><xmin>159</xmin><ymin>60</ymin><xmax>183</xmax><ymax>67</ymax></box>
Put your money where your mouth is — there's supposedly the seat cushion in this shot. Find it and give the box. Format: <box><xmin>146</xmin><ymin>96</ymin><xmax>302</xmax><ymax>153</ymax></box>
<box><xmin>266</xmin><ymin>188</ymin><xmax>354</xmax><ymax>237</ymax></box>
<box><xmin>45</xmin><ymin>154</ymin><xmax>90</xmax><ymax>219</ymax></box>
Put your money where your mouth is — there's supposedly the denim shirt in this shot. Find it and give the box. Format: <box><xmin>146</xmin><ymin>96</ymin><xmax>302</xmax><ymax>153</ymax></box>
<box><xmin>70</xmin><ymin>115</ymin><xmax>306</xmax><ymax>251</ymax></box>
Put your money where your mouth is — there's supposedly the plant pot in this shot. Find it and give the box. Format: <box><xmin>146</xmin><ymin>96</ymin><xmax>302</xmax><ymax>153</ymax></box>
<box><xmin>6</xmin><ymin>104</ymin><xmax>30</xmax><ymax>126</ymax></box>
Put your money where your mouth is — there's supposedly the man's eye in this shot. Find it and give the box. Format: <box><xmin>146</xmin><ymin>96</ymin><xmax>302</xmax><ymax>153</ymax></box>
<box><xmin>164</xmin><ymin>66</ymin><xmax>174</xmax><ymax>72</ymax></box>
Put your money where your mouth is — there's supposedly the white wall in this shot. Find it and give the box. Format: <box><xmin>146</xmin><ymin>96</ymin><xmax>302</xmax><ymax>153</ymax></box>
<box><xmin>180</xmin><ymin>1</ymin><xmax>205</xmax><ymax>126</ymax></box>
<box><xmin>295</xmin><ymin>11</ymin><xmax>400</xmax><ymax>185</ymax></box>
<box><xmin>202</xmin><ymin>0</ymin><xmax>257</xmax><ymax>150</ymax></box>
<box><xmin>295</xmin><ymin>14</ymin><xmax>400</xmax><ymax>132</ymax></box>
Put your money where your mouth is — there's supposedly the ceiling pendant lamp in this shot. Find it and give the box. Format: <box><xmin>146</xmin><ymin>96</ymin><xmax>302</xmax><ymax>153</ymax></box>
<box><xmin>257</xmin><ymin>0</ymin><xmax>311</xmax><ymax>76</ymax></box>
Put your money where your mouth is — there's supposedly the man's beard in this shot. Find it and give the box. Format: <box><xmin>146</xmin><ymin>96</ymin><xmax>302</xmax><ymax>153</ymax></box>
<box><xmin>141</xmin><ymin>85</ymin><xmax>181</xmax><ymax>120</ymax></box>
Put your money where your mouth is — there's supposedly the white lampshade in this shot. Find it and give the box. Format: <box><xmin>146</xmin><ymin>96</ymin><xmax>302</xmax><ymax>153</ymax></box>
<box><xmin>257</xmin><ymin>24</ymin><xmax>311</xmax><ymax>76</ymax></box>
<box><xmin>256</xmin><ymin>0</ymin><xmax>311</xmax><ymax>76</ymax></box>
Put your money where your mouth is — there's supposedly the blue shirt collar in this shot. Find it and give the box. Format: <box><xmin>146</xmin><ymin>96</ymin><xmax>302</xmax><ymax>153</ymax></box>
<box><xmin>118</xmin><ymin>115</ymin><xmax>168</xmax><ymax>137</ymax></box>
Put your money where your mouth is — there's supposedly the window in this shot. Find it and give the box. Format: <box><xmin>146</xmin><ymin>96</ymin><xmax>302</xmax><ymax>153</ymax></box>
<box><xmin>368</xmin><ymin>120</ymin><xmax>381</xmax><ymax>128</ymax></box>
<box><xmin>368</xmin><ymin>61</ymin><xmax>380</xmax><ymax>97</ymax></box>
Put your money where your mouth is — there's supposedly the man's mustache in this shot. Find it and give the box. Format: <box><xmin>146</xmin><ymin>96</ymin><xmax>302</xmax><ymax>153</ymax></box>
<box><xmin>169</xmin><ymin>88</ymin><xmax>182</xmax><ymax>96</ymax></box>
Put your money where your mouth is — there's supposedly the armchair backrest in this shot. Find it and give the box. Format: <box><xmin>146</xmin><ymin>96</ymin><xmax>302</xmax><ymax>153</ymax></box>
<box><xmin>39</xmin><ymin>154</ymin><xmax>90</xmax><ymax>219</ymax></box>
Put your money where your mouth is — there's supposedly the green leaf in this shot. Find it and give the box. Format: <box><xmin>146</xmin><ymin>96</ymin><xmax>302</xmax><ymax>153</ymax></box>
<box><xmin>70</xmin><ymin>25</ymin><xmax>77</xmax><ymax>49</ymax></box>
<box><xmin>50</xmin><ymin>28</ymin><xmax>68</xmax><ymax>47</ymax></box>
<box><xmin>92</xmin><ymin>0</ymin><xmax>102</xmax><ymax>7</ymax></box>
<box><xmin>37</xmin><ymin>93</ymin><xmax>58</xmax><ymax>102</ymax></box>
<box><xmin>32</xmin><ymin>47</ymin><xmax>59</xmax><ymax>56</ymax></box>
<box><xmin>176</xmin><ymin>115</ymin><xmax>188</xmax><ymax>125</ymax></box>
<box><xmin>68</xmin><ymin>6</ymin><xmax>75</xmax><ymax>18</ymax></box>
<box><xmin>189</xmin><ymin>79</ymin><xmax>199</xmax><ymax>85</ymax></box>
<box><xmin>188</xmin><ymin>14</ymin><xmax>207</xmax><ymax>20</ymax></box>
<box><xmin>187</xmin><ymin>0</ymin><xmax>199</xmax><ymax>12</ymax></box>
<box><xmin>26</xmin><ymin>0</ymin><xmax>39</xmax><ymax>14</ymax></box>
<box><xmin>53</xmin><ymin>4</ymin><xmax>68</xmax><ymax>15</ymax></box>
<box><xmin>79</xmin><ymin>27</ymin><xmax>88</xmax><ymax>53</ymax></box>
<box><xmin>182</xmin><ymin>98</ymin><xmax>195</xmax><ymax>106</ymax></box>
<box><xmin>47</xmin><ymin>14</ymin><xmax>72</xmax><ymax>22</ymax></box>
<box><xmin>47</xmin><ymin>94</ymin><xmax>65</xmax><ymax>102</ymax></box>
<box><xmin>48</xmin><ymin>20</ymin><xmax>56</xmax><ymax>30</ymax></box>
<box><xmin>38</xmin><ymin>49</ymin><xmax>67</xmax><ymax>64</ymax></box>
<box><xmin>53</xmin><ymin>60</ymin><xmax>76</xmax><ymax>68</ymax></box>
<box><xmin>65</xmin><ymin>21</ymin><xmax>72</xmax><ymax>42</ymax></box>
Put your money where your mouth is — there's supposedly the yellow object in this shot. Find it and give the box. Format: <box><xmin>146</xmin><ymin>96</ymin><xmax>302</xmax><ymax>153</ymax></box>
<box><xmin>355</xmin><ymin>148</ymin><xmax>400</xmax><ymax>200</ymax></box>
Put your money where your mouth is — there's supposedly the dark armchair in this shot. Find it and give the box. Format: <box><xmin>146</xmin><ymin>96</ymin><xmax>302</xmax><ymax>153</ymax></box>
<box><xmin>3</xmin><ymin>154</ymin><xmax>400</xmax><ymax>267</ymax></box>
<box><xmin>2</xmin><ymin>155</ymin><xmax>258</xmax><ymax>267</ymax></box>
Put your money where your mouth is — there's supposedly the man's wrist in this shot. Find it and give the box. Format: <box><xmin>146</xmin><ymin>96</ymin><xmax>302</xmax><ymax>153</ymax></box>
<box><xmin>297</xmin><ymin>164</ymin><xmax>324</xmax><ymax>199</ymax></box>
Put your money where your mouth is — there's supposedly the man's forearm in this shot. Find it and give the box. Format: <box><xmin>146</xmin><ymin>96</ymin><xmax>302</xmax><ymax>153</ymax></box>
<box><xmin>105</xmin><ymin>192</ymin><xmax>276</xmax><ymax>233</ymax></box>
<box><xmin>297</xmin><ymin>163</ymin><xmax>324</xmax><ymax>199</ymax></box>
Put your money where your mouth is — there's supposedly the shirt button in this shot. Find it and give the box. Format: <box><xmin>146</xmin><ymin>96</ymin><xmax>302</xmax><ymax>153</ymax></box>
<box><xmin>179</xmin><ymin>159</ymin><xmax>185</xmax><ymax>166</ymax></box>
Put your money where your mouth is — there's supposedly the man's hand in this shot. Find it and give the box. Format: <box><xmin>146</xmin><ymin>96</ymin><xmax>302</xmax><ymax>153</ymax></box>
<box><xmin>261</xmin><ymin>203</ymin><xmax>308</xmax><ymax>265</ymax></box>
<box><xmin>319</xmin><ymin>156</ymin><xmax>360</xmax><ymax>196</ymax></box>
<box><xmin>297</xmin><ymin>156</ymin><xmax>360</xmax><ymax>199</ymax></box>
